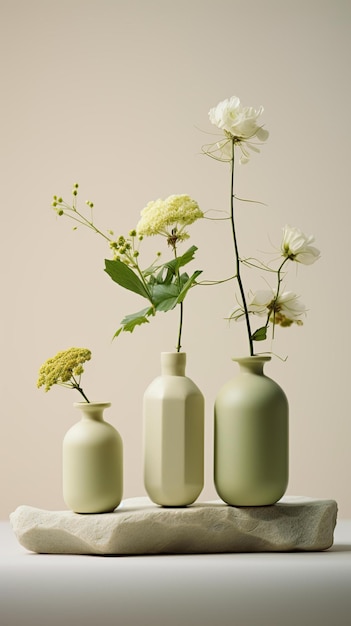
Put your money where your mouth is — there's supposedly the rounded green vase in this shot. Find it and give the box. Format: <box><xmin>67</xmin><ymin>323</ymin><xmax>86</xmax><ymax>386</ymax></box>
<box><xmin>63</xmin><ymin>402</ymin><xmax>123</xmax><ymax>513</ymax></box>
<box><xmin>214</xmin><ymin>356</ymin><xmax>288</xmax><ymax>506</ymax></box>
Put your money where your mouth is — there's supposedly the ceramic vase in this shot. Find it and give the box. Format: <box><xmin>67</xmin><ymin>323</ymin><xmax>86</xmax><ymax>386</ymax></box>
<box><xmin>214</xmin><ymin>356</ymin><xmax>288</xmax><ymax>506</ymax></box>
<box><xmin>143</xmin><ymin>352</ymin><xmax>204</xmax><ymax>507</ymax></box>
<box><xmin>63</xmin><ymin>402</ymin><xmax>123</xmax><ymax>513</ymax></box>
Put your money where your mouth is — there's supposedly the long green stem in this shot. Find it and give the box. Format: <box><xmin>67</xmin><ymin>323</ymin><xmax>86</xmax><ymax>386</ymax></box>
<box><xmin>230</xmin><ymin>139</ymin><xmax>254</xmax><ymax>356</ymax></box>
<box><xmin>177</xmin><ymin>301</ymin><xmax>183</xmax><ymax>353</ymax></box>
<box><xmin>269</xmin><ymin>257</ymin><xmax>290</xmax><ymax>338</ymax></box>
<box><xmin>173</xmin><ymin>245</ymin><xmax>183</xmax><ymax>352</ymax></box>
<box><xmin>276</xmin><ymin>257</ymin><xmax>289</xmax><ymax>300</ymax></box>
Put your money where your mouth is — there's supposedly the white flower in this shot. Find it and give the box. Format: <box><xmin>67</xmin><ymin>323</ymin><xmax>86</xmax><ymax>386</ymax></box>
<box><xmin>281</xmin><ymin>225</ymin><xmax>320</xmax><ymax>265</ymax></box>
<box><xmin>209</xmin><ymin>96</ymin><xmax>266</xmax><ymax>140</ymax></box>
<box><xmin>207</xmin><ymin>96</ymin><xmax>269</xmax><ymax>164</ymax></box>
<box><xmin>246</xmin><ymin>290</ymin><xmax>275</xmax><ymax>317</ymax></box>
<box><xmin>247</xmin><ymin>289</ymin><xmax>307</xmax><ymax>327</ymax></box>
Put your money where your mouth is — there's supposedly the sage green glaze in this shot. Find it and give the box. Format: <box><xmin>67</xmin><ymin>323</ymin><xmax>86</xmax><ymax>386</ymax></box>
<box><xmin>214</xmin><ymin>357</ymin><xmax>288</xmax><ymax>506</ymax></box>
<box><xmin>143</xmin><ymin>352</ymin><xmax>204</xmax><ymax>507</ymax></box>
<box><xmin>63</xmin><ymin>402</ymin><xmax>123</xmax><ymax>513</ymax></box>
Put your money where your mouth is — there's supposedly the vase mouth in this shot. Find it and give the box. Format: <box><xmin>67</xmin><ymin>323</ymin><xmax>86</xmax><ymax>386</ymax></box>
<box><xmin>232</xmin><ymin>355</ymin><xmax>271</xmax><ymax>362</ymax></box>
<box><xmin>161</xmin><ymin>351</ymin><xmax>186</xmax><ymax>375</ymax></box>
<box><xmin>74</xmin><ymin>401</ymin><xmax>111</xmax><ymax>408</ymax></box>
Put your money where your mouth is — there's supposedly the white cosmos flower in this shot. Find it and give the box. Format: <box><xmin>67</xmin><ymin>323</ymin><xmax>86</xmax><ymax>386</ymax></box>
<box><xmin>281</xmin><ymin>225</ymin><xmax>320</xmax><ymax>265</ymax></box>
<box><xmin>209</xmin><ymin>96</ymin><xmax>266</xmax><ymax>140</ymax></box>
<box><xmin>206</xmin><ymin>96</ymin><xmax>269</xmax><ymax>164</ymax></box>
<box><xmin>247</xmin><ymin>289</ymin><xmax>307</xmax><ymax>327</ymax></box>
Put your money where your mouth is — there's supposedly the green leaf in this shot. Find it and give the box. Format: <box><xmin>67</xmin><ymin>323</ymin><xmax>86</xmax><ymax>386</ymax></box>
<box><xmin>251</xmin><ymin>326</ymin><xmax>268</xmax><ymax>341</ymax></box>
<box><xmin>155</xmin><ymin>265</ymin><xmax>173</xmax><ymax>285</ymax></box>
<box><xmin>105</xmin><ymin>259</ymin><xmax>150</xmax><ymax>300</ymax></box>
<box><xmin>114</xmin><ymin>306</ymin><xmax>154</xmax><ymax>337</ymax></box>
<box><xmin>177</xmin><ymin>270</ymin><xmax>202</xmax><ymax>303</ymax></box>
<box><xmin>162</xmin><ymin>245</ymin><xmax>198</xmax><ymax>274</ymax></box>
<box><xmin>152</xmin><ymin>283</ymin><xmax>179</xmax><ymax>312</ymax></box>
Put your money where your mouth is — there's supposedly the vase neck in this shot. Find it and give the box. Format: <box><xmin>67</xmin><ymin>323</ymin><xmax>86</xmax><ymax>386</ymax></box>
<box><xmin>161</xmin><ymin>352</ymin><xmax>186</xmax><ymax>376</ymax></box>
<box><xmin>74</xmin><ymin>402</ymin><xmax>111</xmax><ymax>421</ymax></box>
<box><xmin>233</xmin><ymin>356</ymin><xmax>271</xmax><ymax>376</ymax></box>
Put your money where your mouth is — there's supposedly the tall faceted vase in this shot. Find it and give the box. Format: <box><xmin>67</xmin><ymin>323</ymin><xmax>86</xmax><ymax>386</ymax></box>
<box><xmin>143</xmin><ymin>352</ymin><xmax>204</xmax><ymax>507</ymax></box>
<box><xmin>214</xmin><ymin>356</ymin><xmax>288</xmax><ymax>506</ymax></box>
<box><xmin>63</xmin><ymin>402</ymin><xmax>123</xmax><ymax>513</ymax></box>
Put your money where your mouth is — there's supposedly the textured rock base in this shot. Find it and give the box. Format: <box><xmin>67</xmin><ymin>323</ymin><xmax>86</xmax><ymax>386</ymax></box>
<box><xmin>10</xmin><ymin>496</ymin><xmax>337</xmax><ymax>555</ymax></box>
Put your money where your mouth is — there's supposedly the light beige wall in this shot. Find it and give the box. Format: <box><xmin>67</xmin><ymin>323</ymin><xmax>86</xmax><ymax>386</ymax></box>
<box><xmin>1</xmin><ymin>0</ymin><xmax>350</xmax><ymax>519</ymax></box>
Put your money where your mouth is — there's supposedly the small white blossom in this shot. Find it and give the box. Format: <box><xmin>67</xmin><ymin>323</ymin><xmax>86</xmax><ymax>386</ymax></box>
<box><xmin>247</xmin><ymin>289</ymin><xmax>307</xmax><ymax>327</ymax></box>
<box><xmin>281</xmin><ymin>225</ymin><xmax>320</xmax><ymax>265</ymax></box>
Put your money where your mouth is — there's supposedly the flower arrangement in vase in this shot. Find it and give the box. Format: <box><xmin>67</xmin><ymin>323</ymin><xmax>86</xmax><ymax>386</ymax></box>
<box><xmin>202</xmin><ymin>95</ymin><xmax>320</xmax><ymax>505</ymax></box>
<box><xmin>47</xmin><ymin>94</ymin><xmax>320</xmax><ymax>508</ymax></box>
<box><xmin>37</xmin><ymin>347</ymin><xmax>123</xmax><ymax>513</ymax></box>
<box><xmin>50</xmin><ymin>193</ymin><xmax>205</xmax><ymax>506</ymax></box>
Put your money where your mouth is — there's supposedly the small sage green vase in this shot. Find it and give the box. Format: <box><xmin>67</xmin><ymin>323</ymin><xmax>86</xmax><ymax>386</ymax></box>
<box><xmin>63</xmin><ymin>402</ymin><xmax>123</xmax><ymax>514</ymax></box>
<box><xmin>214</xmin><ymin>356</ymin><xmax>288</xmax><ymax>506</ymax></box>
<box><xmin>143</xmin><ymin>352</ymin><xmax>204</xmax><ymax>507</ymax></box>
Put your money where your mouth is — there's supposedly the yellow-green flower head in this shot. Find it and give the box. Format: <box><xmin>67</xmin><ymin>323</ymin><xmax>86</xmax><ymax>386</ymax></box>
<box><xmin>136</xmin><ymin>194</ymin><xmax>203</xmax><ymax>240</ymax></box>
<box><xmin>37</xmin><ymin>347</ymin><xmax>92</xmax><ymax>392</ymax></box>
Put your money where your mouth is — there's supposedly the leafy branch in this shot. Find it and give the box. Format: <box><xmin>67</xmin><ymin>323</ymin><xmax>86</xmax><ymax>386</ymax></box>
<box><xmin>51</xmin><ymin>188</ymin><xmax>202</xmax><ymax>350</ymax></box>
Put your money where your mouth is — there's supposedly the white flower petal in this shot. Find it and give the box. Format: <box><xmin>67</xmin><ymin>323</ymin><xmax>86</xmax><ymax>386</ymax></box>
<box><xmin>281</xmin><ymin>225</ymin><xmax>320</xmax><ymax>265</ymax></box>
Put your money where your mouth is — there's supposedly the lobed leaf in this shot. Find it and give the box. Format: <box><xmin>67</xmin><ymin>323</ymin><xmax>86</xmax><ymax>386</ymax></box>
<box><xmin>162</xmin><ymin>245</ymin><xmax>198</xmax><ymax>274</ymax></box>
<box><xmin>152</xmin><ymin>283</ymin><xmax>179</xmax><ymax>312</ymax></box>
<box><xmin>113</xmin><ymin>306</ymin><xmax>154</xmax><ymax>337</ymax></box>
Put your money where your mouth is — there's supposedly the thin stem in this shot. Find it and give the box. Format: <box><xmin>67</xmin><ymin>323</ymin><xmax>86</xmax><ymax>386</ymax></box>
<box><xmin>70</xmin><ymin>375</ymin><xmax>90</xmax><ymax>402</ymax></box>
<box><xmin>60</xmin><ymin>204</ymin><xmax>112</xmax><ymax>242</ymax></box>
<box><xmin>270</xmin><ymin>257</ymin><xmax>290</xmax><ymax>338</ymax></box>
<box><xmin>197</xmin><ymin>274</ymin><xmax>236</xmax><ymax>286</ymax></box>
<box><xmin>76</xmin><ymin>386</ymin><xmax>90</xmax><ymax>403</ymax></box>
<box><xmin>276</xmin><ymin>257</ymin><xmax>289</xmax><ymax>299</ymax></box>
<box><xmin>173</xmin><ymin>244</ymin><xmax>183</xmax><ymax>352</ymax></box>
<box><xmin>134</xmin><ymin>262</ymin><xmax>155</xmax><ymax>305</ymax></box>
<box><xmin>177</xmin><ymin>301</ymin><xmax>183</xmax><ymax>353</ymax></box>
<box><xmin>230</xmin><ymin>139</ymin><xmax>254</xmax><ymax>356</ymax></box>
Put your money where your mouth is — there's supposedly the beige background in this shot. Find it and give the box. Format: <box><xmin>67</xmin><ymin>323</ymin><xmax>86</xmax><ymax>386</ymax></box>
<box><xmin>1</xmin><ymin>0</ymin><xmax>350</xmax><ymax>519</ymax></box>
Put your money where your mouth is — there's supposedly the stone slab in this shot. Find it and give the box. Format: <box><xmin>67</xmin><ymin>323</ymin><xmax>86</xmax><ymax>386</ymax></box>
<box><xmin>10</xmin><ymin>496</ymin><xmax>337</xmax><ymax>555</ymax></box>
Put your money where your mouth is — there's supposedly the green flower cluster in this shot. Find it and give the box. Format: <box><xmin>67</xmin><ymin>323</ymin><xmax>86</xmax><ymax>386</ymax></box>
<box><xmin>37</xmin><ymin>347</ymin><xmax>91</xmax><ymax>402</ymax></box>
<box><xmin>137</xmin><ymin>195</ymin><xmax>203</xmax><ymax>245</ymax></box>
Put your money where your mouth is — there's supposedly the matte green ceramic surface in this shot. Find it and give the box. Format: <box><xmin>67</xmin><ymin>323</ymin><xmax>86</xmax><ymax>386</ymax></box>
<box><xmin>143</xmin><ymin>352</ymin><xmax>204</xmax><ymax>507</ymax></box>
<box><xmin>63</xmin><ymin>402</ymin><xmax>123</xmax><ymax>513</ymax></box>
<box><xmin>214</xmin><ymin>357</ymin><xmax>288</xmax><ymax>506</ymax></box>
